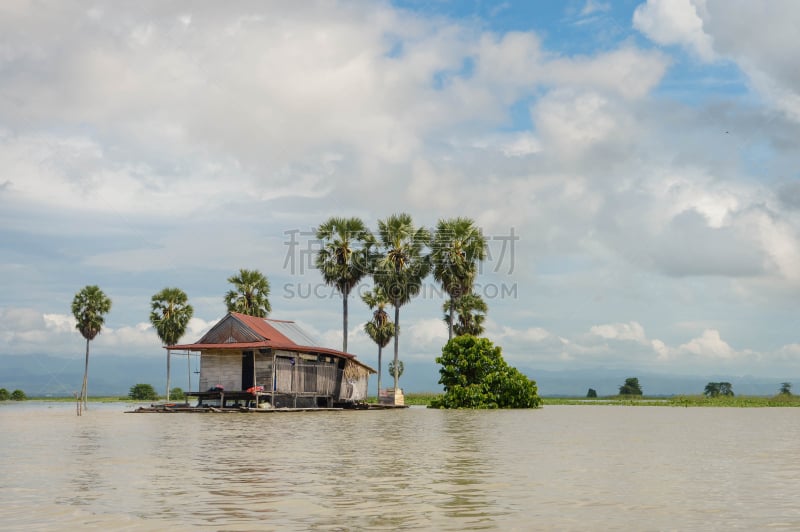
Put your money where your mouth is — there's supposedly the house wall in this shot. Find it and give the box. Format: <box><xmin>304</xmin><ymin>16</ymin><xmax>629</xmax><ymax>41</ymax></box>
<box><xmin>199</xmin><ymin>349</ymin><xmax>276</xmax><ymax>392</ymax></box>
<box><xmin>273</xmin><ymin>350</ymin><xmax>340</xmax><ymax>395</ymax></box>
<box><xmin>197</xmin><ymin>348</ymin><xmax>367</xmax><ymax>401</ymax></box>
<box><xmin>198</xmin><ymin>350</ymin><xmax>240</xmax><ymax>391</ymax></box>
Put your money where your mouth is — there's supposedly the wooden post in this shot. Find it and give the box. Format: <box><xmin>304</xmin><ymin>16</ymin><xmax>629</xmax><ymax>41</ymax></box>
<box><xmin>186</xmin><ymin>350</ymin><xmax>191</xmax><ymax>404</ymax></box>
<box><xmin>271</xmin><ymin>351</ymin><xmax>276</xmax><ymax>408</ymax></box>
<box><xmin>293</xmin><ymin>357</ymin><xmax>298</xmax><ymax>408</ymax></box>
<box><xmin>166</xmin><ymin>348</ymin><xmax>171</xmax><ymax>401</ymax></box>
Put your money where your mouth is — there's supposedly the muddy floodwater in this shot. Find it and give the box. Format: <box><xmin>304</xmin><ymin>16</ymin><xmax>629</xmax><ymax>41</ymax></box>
<box><xmin>1</xmin><ymin>402</ymin><xmax>799</xmax><ymax>530</ymax></box>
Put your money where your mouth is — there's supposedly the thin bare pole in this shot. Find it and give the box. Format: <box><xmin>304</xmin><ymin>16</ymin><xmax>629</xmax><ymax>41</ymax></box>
<box><xmin>186</xmin><ymin>350</ymin><xmax>191</xmax><ymax>403</ymax></box>
<box><xmin>166</xmin><ymin>348</ymin><xmax>171</xmax><ymax>401</ymax></box>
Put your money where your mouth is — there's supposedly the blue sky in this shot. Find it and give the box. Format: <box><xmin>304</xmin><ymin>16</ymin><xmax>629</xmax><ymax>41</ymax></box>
<box><xmin>1</xmin><ymin>0</ymin><xmax>800</xmax><ymax>390</ymax></box>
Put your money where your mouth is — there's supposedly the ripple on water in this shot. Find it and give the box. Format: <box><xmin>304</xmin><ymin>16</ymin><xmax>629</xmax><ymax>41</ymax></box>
<box><xmin>2</xmin><ymin>404</ymin><xmax>800</xmax><ymax>530</ymax></box>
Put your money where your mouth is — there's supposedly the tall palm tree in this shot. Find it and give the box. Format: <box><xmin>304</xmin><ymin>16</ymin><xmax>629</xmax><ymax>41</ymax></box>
<box><xmin>373</xmin><ymin>213</ymin><xmax>431</xmax><ymax>391</ymax></box>
<box><xmin>443</xmin><ymin>292</ymin><xmax>488</xmax><ymax>337</ymax></box>
<box><xmin>71</xmin><ymin>285</ymin><xmax>112</xmax><ymax>414</ymax></box>
<box><xmin>224</xmin><ymin>269</ymin><xmax>271</xmax><ymax>317</ymax></box>
<box><xmin>362</xmin><ymin>286</ymin><xmax>395</xmax><ymax>394</ymax></box>
<box><xmin>150</xmin><ymin>287</ymin><xmax>194</xmax><ymax>401</ymax></box>
<box><xmin>431</xmin><ymin>217</ymin><xmax>486</xmax><ymax>340</ymax></box>
<box><xmin>316</xmin><ymin>217</ymin><xmax>374</xmax><ymax>352</ymax></box>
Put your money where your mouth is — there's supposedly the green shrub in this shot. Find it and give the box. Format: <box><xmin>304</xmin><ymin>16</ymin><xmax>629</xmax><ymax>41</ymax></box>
<box><xmin>10</xmin><ymin>389</ymin><xmax>26</xmax><ymax>401</ymax></box>
<box><xmin>0</xmin><ymin>388</ymin><xmax>9</xmax><ymax>401</ymax></box>
<box><xmin>430</xmin><ymin>335</ymin><xmax>540</xmax><ymax>409</ymax></box>
<box><xmin>129</xmin><ymin>383</ymin><xmax>159</xmax><ymax>401</ymax></box>
<box><xmin>170</xmin><ymin>387</ymin><xmax>185</xmax><ymax>400</ymax></box>
<box><xmin>619</xmin><ymin>377</ymin><xmax>643</xmax><ymax>395</ymax></box>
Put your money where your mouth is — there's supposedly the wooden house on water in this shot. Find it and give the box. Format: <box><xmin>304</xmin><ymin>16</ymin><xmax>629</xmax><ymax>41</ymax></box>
<box><xmin>168</xmin><ymin>312</ymin><xmax>375</xmax><ymax>409</ymax></box>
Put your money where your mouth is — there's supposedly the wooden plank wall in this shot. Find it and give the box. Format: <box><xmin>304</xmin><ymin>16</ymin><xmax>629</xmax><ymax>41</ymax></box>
<box><xmin>199</xmin><ymin>350</ymin><xmax>241</xmax><ymax>391</ymax></box>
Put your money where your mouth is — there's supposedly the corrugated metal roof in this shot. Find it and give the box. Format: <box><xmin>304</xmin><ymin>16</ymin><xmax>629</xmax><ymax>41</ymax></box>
<box><xmin>167</xmin><ymin>312</ymin><xmax>375</xmax><ymax>373</ymax></box>
<box><xmin>267</xmin><ymin>320</ymin><xmax>320</xmax><ymax>346</ymax></box>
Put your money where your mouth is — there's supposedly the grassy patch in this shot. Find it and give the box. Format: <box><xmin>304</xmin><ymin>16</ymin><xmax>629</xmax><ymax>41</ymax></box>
<box><xmin>24</xmin><ymin>396</ymin><xmax>162</xmax><ymax>403</ymax></box>
<box><xmin>365</xmin><ymin>392</ymin><xmax>442</xmax><ymax>406</ymax></box>
<box><xmin>542</xmin><ymin>395</ymin><xmax>800</xmax><ymax>407</ymax></box>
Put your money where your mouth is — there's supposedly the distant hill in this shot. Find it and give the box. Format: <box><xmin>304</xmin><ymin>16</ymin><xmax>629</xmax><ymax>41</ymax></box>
<box><xmin>0</xmin><ymin>353</ymin><xmax>169</xmax><ymax>397</ymax></box>
<box><xmin>0</xmin><ymin>353</ymin><xmax>794</xmax><ymax>397</ymax></box>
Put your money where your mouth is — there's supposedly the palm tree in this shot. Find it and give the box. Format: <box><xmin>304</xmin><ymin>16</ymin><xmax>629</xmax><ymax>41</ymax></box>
<box><xmin>71</xmin><ymin>285</ymin><xmax>112</xmax><ymax>414</ymax></box>
<box><xmin>362</xmin><ymin>286</ymin><xmax>395</xmax><ymax>394</ymax></box>
<box><xmin>224</xmin><ymin>269</ymin><xmax>271</xmax><ymax>317</ymax></box>
<box><xmin>316</xmin><ymin>217</ymin><xmax>374</xmax><ymax>352</ymax></box>
<box><xmin>373</xmin><ymin>213</ymin><xmax>431</xmax><ymax>391</ymax></box>
<box><xmin>431</xmin><ymin>217</ymin><xmax>486</xmax><ymax>340</ymax></box>
<box><xmin>443</xmin><ymin>292</ymin><xmax>488</xmax><ymax>336</ymax></box>
<box><xmin>150</xmin><ymin>287</ymin><xmax>194</xmax><ymax>401</ymax></box>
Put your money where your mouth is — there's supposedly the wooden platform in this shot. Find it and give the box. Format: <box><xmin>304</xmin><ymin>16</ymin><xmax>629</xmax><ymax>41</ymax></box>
<box><xmin>127</xmin><ymin>402</ymin><xmax>409</xmax><ymax>413</ymax></box>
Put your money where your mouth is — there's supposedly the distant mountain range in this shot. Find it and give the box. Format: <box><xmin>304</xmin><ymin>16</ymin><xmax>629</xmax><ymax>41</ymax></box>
<box><xmin>0</xmin><ymin>353</ymin><xmax>794</xmax><ymax>397</ymax></box>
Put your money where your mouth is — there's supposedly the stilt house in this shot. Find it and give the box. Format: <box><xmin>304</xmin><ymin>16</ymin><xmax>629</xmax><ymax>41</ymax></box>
<box><xmin>169</xmin><ymin>312</ymin><xmax>375</xmax><ymax>409</ymax></box>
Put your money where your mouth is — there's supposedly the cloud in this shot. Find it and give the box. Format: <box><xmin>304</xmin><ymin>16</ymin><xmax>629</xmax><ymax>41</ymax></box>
<box><xmin>546</xmin><ymin>48</ymin><xmax>669</xmax><ymax>100</ymax></box>
<box><xmin>635</xmin><ymin>0</ymin><xmax>800</xmax><ymax>121</ymax></box>
<box><xmin>0</xmin><ymin>307</ymin><xmax>208</xmax><ymax>358</ymax></box>
<box><xmin>581</xmin><ymin>1</ymin><xmax>611</xmax><ymax>16</ymax></box>
<box><xmin>679</xmin><ymin>329</ymin><xmax>735</xmax><ymax>358</ymax></box>
<box><xmin>702</xmin><ymin>0</ymin><xmax>800</xmax><ymax>121</ymax></box>
<box><xmin>590</xmin><ymin>321</ymin><xmax>647</xmax><ymax>343</ymax></box>
<box><xmin>633</xmin><ymin>0</ymin><xmax>715</xmax><ymax>61</ymax></box>
<box><xmin>0</xmin><ymin>1</ymin><xmax>799</xmax><ymax>385</ymax></box>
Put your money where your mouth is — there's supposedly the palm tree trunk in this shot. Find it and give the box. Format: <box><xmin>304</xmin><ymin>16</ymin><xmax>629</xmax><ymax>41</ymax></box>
<box><xmin>377</xmin><ymin>344</ymin><xmax>382</xmax><ymax>394</ymax></box>
<box><xmin>342</xmin><ymin>288</ymin><xmax>349</xmax><ymax>352</ymax></box>
<box><xmin>81</xmin><ymin>338</ymin><xmax>90</xmax><ymax>411</ymax></box>
<box><xmin>448</xmin><ymin>298</ymin><xmax>455</xmax><ymax>341</ymax></box>
<box><xmin>393</xmin><ymin>305</ymin><xmax>400</xmax><ymax>391</ymax></box>
<box><xmin>166</xmin><ymin>347</ymin><xmax>171</xmax><ymax>401</ymax></box>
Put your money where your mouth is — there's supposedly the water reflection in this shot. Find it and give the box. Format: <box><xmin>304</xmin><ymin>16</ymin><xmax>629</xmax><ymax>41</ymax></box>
<box><xmin>67</xmin><ymin>425</ymin><xmax>103</xmax><ymax>504</ymax></box>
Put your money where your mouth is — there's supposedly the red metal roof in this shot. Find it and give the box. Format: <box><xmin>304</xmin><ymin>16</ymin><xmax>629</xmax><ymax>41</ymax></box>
<box><xmin>167</xmin><ymin>312</ymin><xmax>375</xmax><ymax>372</ymax></box>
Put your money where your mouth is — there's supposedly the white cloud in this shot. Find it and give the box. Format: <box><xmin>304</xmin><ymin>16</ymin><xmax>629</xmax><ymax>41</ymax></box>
<box><xmin>679</xmin><ymin>329</ymin><xmax>735</xmax><ymax>359</ymax></box>
<box><xmin>407</xmin><ymin>318</ymin><xmax>449</xmax><ymax>353</ymax></box>
<box><xmin>533</xmin><ymin>90</ymin><xmax>626</xmax><ymax>155</ymax></box>
<box><xmin>546</xmin><ymin>48</ymin><xmax>669</xmax><ymax>99</ymax></box>
<box><xmin>590</xmin><ymin>321</ymin><xmax>647</xmax><ymax>343</ymax></box>
<box><xmin>635</xmin><ymin>0</ymin><xmax>800</xmax><ymax>122</ymax></box>
<box><xmin>581</xmin><ymin>1</ymin><xmax>611</xmax><ymax>16</ymax></box>
<box><xmin>633</xmin><ymin>0</ymin><xmax>715</xmax><ymax>61</ymax></box>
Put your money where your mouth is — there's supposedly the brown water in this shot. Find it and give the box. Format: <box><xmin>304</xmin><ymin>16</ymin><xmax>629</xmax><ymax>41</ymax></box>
<box><xmin>1</xmin><ymin>403</ymin><xmax>799</xmax><ymax>530</ymax></box>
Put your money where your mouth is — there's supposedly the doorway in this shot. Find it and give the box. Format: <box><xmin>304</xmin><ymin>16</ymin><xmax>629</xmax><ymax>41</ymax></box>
<box><xmin>242</xmin><ymin>351</ymin><xmax>255</xmax><ymax>390</ymax></box>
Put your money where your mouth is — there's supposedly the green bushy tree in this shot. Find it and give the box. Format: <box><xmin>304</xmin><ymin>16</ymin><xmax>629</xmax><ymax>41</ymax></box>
<box><xmin>587</xmin><ymin>388</ymin><xmax>597</xmax><ymax>398</ymax></box>
<box><xmin>129</xmin><ymin>383</ymin><xmax>159</xmax><ymax>401</ymax></box>
<box><xmin>618</xmin><ymin>377</ymin><xmax>643</xmax><ymax>396</ymax></box>
<box><xmin>704</xmin><ymin>382</ymin><xmax>734</xmax><ymax>397</ymax></box>
<box><xmin>170</xmin><ymin>387</ymin><xmax>185</xmax><ymax>400</ymax></box>
<box><xmin>431</xmin><ymin>335</ymin><xmax>540</xmax><ymax>409</ymax></box>
<box><xmin>10</xmin><ymin>389</ymin><xmax>26</xmax><ymax>401</ymax></box>
<box><xmin>0</xmin><ymin>388</ymin><xmax>9</xmax><ymax>401</ymax></box>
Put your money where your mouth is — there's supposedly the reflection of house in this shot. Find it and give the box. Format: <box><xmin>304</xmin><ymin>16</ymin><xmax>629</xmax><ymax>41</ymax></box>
<box><xmin>169</xmin><ymin>312</ymin><xmax>375</xmax><ymax>409</ymax></box>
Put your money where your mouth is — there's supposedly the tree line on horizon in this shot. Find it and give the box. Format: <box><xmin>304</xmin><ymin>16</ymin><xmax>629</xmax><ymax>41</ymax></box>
<box><xmin>583</xmin><ymin>379</ymin><xmax>794</xmax><ymax>398</ymax></box>
<box><xmin>69</xmin><ymin>212</ymin><xmax>540</xmax><ymax>410</ymax></box>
